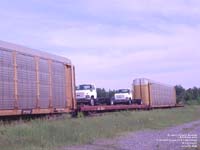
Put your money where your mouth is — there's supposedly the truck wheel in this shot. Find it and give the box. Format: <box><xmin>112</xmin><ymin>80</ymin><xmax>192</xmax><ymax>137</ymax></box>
<box><xmin>140</xmin><ymin>100</ymin><xmax>143</xmax><ymax>105</ymax></box>
<box><xmin>110</xmin><ymin>100</ymin><xmax>114</xmax><ymax>105</ymax></box>
<box><xmin>128</xmin><ymin>100</ymin><xmax>132</xmax><ymax>105</ymax></box>
<box><xmin>90</xmin><ymin>98</ymin><xmax>95</xmax><ymax>106</ymax></box>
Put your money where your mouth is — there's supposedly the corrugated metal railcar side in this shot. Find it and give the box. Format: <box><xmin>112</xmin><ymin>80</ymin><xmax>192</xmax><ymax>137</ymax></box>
<box><xmin>0</xmin><ymin>40</ymin><xmax>76</xmax><ymax>116</ymax></box>
<box><xmin>133</xmin><ymin>78</ymin><xmax>176</xmax><ymax>108</ymax></box>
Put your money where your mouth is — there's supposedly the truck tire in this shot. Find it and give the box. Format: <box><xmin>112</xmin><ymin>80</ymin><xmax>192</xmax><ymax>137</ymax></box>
<box><xmin>140</xmin><ymin>100</ymin><xmax>143</xmax><ymax>105</ymax></box>
<box><xmin>90</xmin><ymin>98</ymin><xmax>95</xmax><ymax>106</ymax></box>
<box><xmin>128</xmin><ymin>99</ymin><xmax>132</xmax><ymax>105</ymax></box>
<box><xmin>110</xmin><ymin>100</ymin><xmax>114</xmax><ymax>105</ymax></box>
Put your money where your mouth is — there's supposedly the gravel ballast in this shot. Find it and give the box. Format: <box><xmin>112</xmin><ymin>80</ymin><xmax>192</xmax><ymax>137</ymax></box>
<box><xmin>64</xmin><ymin>120</ymin><xmax>200</xmax><ymax>150</ymax></box>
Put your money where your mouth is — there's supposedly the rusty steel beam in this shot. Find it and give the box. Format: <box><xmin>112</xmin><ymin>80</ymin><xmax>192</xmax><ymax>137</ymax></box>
<box><xmin>13</xmin><ymin>51</ymin><xmax>18</xmax><ymax>109</ymax></box>
<box><xmin>48</xmin><ymin>60</ymin><xmax>52</xmax><ymax>108</ymax></box>
<box><xmin>80</xmin><ymin>104</ymin><xmax>149</xmax><ymax>112</ymax></box>
<box><xmin>35</xmin><ymin>56</ymin><xmax>40</xmax><ymax>108</ymax></box>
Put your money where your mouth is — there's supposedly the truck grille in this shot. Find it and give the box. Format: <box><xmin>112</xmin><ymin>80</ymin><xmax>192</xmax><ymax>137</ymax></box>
<box><xmin>115</xmin><ymin>95</ymin><xmax>125</xmax><ymax>99</ymax></box>
<box><xmin>76</xmin><ymin>92</ymin><xmax>85</xmax><ymax>98</ymax></box>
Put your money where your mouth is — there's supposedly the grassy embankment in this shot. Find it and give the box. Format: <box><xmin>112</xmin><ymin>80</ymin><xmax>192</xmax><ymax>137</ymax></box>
<box><xmin>0</xmin><ymin>105</ymin><xmax>200</xmax><ymax>150</ymax></box>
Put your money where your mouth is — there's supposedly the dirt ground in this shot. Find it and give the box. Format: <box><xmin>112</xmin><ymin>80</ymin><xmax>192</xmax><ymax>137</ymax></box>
<box><xmin>63</xmin><ymin>120</ymin><xmax>200</xmax><ymax>150</ymax></box>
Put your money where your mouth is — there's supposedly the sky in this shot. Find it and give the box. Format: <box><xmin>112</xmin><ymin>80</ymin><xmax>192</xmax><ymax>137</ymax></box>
<box><xmin>0</xmin><ymin>0</ymin><xmax>199</xmax><ymax>89</ymax></box>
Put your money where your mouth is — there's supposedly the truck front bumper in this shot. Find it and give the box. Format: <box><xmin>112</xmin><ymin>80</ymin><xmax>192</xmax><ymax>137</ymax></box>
<box><xmin>76</xmin><ymin>98</ymin><xmax>91</xmax><ymax>105</ymax></box>
<box><xmin>114</xmin><ymin>99</ymin><xmax>130</xmax><ymax>104</ymax></box>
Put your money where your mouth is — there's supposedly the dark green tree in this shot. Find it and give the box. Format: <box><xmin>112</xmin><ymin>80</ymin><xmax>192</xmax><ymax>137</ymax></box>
<box><xmin>192</xmin><ymin>87</ymin><xmax>199</xmax><ymax>100</ymax></box>
<box><xmin>96</xmin><ymin>88</ymin><xmax>116</xmax><ymax>98</ymax></box>
<box><xmin>175</xmin><ymin>85</ymin><xmax>200</xmax><ymax>104</ymax></box>
<box><xmin>108</xmin><ymin>89</ymin><xmax>115</xmax><ymax>98</ymax></box>
<box><xmin>96</xmin><ymin>88</ymin><xmax>107</xmax><ymax>98</ymax></box>
<box><xmin>175</xmin><ymin>85</ymin><xmax>185</xmax><ymax>102</ymax></box>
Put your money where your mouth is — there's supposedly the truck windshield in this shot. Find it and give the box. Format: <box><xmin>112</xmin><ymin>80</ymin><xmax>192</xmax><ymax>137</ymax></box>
<box><xmin>76</xmin><ymin>85</ymin><xmax>92</xmax><ymax>90</ymax></box>
<box><xmin>116</xmin><ymin>89</ymin><xmax>130</xmax><ymax>93</ymax></box>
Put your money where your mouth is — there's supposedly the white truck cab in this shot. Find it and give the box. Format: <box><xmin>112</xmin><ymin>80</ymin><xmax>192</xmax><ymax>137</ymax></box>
<box><xmin>76</xmin><ymin>84</ymin><xmax>97</xmax><ymax>106</ymax></box>
<box><xmin>111</xmin><ymin>89</ymin><xmax>133</xmax><ymax>105</ymax></box>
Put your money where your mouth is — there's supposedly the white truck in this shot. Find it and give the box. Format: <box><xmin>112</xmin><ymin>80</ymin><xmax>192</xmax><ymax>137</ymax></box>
<box><xmin>76</xmin><ymin>84</ymin><xmax>97</xmax><ymax>106</ymax></box>
<box><xmin>110</xmin><ymin>89</ymin><xmax>133</xmax><ymax>105</ymax></box>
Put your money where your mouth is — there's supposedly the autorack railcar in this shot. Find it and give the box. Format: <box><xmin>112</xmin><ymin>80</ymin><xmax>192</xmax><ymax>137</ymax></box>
<box><xmin>0</xmin><ymin>40</ymin><xmax>76</xmax><ymax>116</ymax></box>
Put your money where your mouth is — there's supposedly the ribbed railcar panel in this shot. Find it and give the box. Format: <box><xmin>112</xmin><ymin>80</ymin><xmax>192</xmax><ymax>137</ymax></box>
<box><xmin>52</xmin><ymin>61</ymin><xmax>66</xmax><ymax>108</ymax></box>
<box><xmin>0</xmin><ymin>50</ymin><xmax>15</xmax><ymax>109</ymax></box>
<box><xmin>16</xmin><ymin>54</ymin><xmax>37</xmax><ymax>109</ymax></box>
<box><xmin>150</xmin><ymin>83</ymin><xmax>175</xmax><ymax>106</ymax></box>
<box><xmin>38</xmin><ymin>58</ymin><xmax>50</xmax><ymax>108</ymax></box>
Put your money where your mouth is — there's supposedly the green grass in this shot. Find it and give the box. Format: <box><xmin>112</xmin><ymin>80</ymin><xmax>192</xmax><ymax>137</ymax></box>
<box><xmin>185</xmin><ymin>99</ymin><xmax>200</xmax><ymax>105</ymax></box>
<box><xmin>0</xmin><ymin>105</ymin><xmax>200</xmax><ymax>150</ymax></box>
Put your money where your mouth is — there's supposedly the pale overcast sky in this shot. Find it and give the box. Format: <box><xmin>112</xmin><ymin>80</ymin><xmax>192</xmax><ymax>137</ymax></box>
<box><xmin>0</xmin><ymin>0</ymin><xmax>199</xmax><ymax>89</ymax></box>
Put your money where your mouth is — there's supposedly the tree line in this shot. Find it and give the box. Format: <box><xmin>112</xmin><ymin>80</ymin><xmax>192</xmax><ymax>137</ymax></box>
<box><xmin>96</xmin><ymin>88</ymin><xmax>115</xmax><ymax>98</ymax></box>
<box><xmin>175</xmin><ymin>85</ymin><xmax>200</xmax><ymax>104</ymax></box>
<box><xmin>97</xmin><ymin>86</ymin><xmax>200</xmax><ymax>104</ymax></box>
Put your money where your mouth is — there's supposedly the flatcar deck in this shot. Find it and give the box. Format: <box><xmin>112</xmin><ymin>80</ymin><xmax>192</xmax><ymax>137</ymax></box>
<box><xmin>79</xmin><ymin>104</ymin><xmax>149</xmax><ymax>112</ymax></box>
<box><xmin>79</xmin><ymin>104</ymin><xmax>184</xmax><ymax>112</ymax></box>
